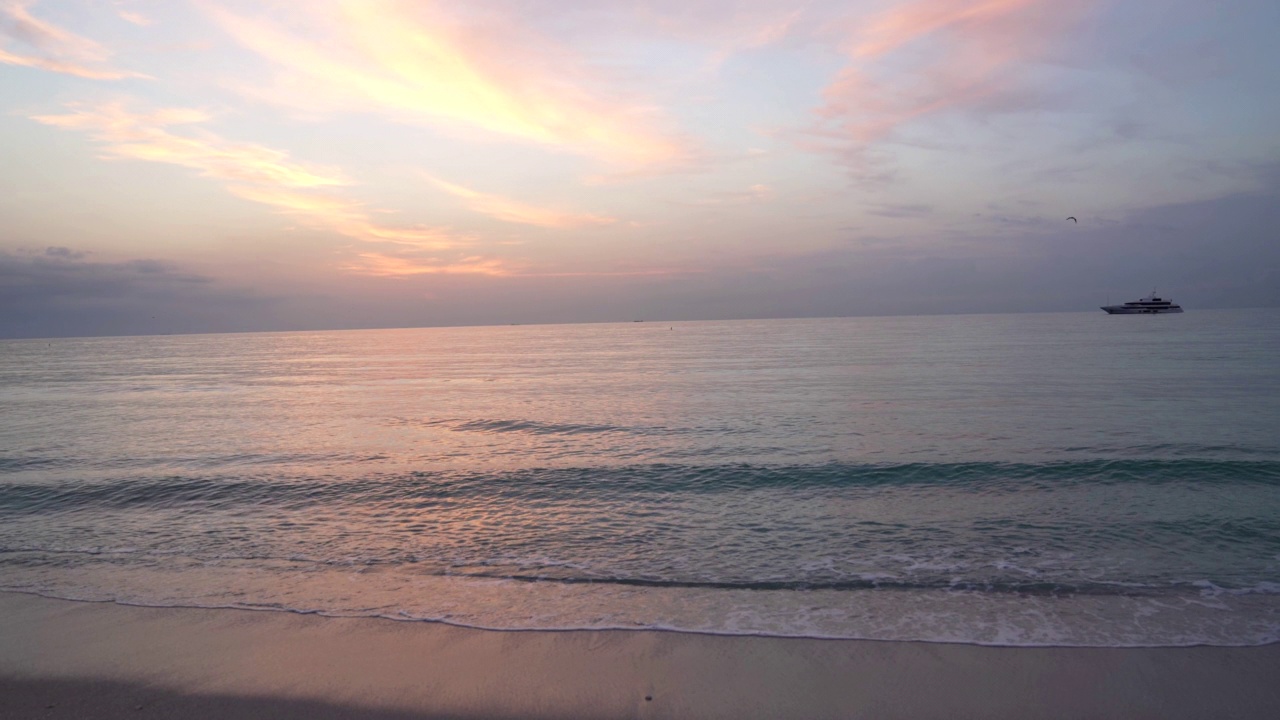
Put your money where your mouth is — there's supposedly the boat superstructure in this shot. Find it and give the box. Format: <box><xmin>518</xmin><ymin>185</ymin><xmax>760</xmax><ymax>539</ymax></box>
<box><xmin>1101</xmin><ymin>291</ymin><xmax>1183</xmax><ymax>314</ymax></box>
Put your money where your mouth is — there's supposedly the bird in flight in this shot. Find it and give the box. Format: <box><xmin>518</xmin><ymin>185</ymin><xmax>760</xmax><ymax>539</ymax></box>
<box><xmin>1066</xmin><ymin>216</ymin><xmax>1077</xmax><ymax>223</ymax></box>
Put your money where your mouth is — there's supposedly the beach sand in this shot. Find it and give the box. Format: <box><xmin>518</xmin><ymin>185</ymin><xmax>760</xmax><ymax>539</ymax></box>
<box><xmin>2</xmin><ymin>591</ymin><xmax>1278</xmax><ymax>719</ymax></box>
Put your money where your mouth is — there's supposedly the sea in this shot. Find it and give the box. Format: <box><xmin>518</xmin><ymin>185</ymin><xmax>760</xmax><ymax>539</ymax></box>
<box><xmin>2</xmin><ymin>310</ymin><xmax>1279</xmax><ymax>647</ymax></box>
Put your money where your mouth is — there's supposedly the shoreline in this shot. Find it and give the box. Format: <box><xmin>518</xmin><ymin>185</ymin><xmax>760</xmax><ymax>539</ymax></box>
<box><xmin>3</xmin><ymin>586</ymin><xmax>1278</xmax><ymax>650</ymax></box>
<box><xmin>4</xmin><ymin>591</ymin><xmax>1280</xmax><ymax>719</ymax></box>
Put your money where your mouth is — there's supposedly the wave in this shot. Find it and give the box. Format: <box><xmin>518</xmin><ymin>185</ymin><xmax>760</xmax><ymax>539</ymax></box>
<box><xmin>455</xmin><ymin>418</ymin><xmax>633</xmax><ymax>435</ymax></box>
<box><xmin>0</xmin><ymin>451</ymin><xmax>387</xmax><ymax>474</ymax></box>
<box><xmin>4</xmin><ymin>574</ymin><xmax>1279</xmax><ymax>649</ymax></box>
<box><xmin>4</xmin><ymin>543</ymin><xmax>1279</xmax><ymax>600</ymax></box>
<box><xmin>400</xmin><ymin>416</ymin><xmax>720</xmax><ymax>437</ymax></box>
<box><xmin>4</xmin><ymin>459</ymin><xmax>1280</xmax><ymax>513</ymax></box>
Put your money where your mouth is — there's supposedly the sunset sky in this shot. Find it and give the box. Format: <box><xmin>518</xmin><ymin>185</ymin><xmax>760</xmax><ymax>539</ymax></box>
<box><xmin>2</xmin><ymin>0</ymin><xmax>1277</xmax><ymax>337</ymax></box>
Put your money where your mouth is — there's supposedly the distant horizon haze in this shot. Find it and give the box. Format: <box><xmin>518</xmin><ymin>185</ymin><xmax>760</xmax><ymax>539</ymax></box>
<box><xmin>2</xmin><ymin>303</ymin><xmax>1274</xmax><ymax>342</ymax></box>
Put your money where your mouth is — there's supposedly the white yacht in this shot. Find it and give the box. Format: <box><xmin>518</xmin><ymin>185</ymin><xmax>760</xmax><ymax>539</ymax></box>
<box><xmin>1101</xmin><ymin>291</ymin><xmax>1183</xmax><ymax>314</ymax></box>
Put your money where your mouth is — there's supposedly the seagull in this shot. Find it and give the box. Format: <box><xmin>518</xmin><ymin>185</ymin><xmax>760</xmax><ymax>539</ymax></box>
<box><xmin>1066</xmin><ymin>216</ymin><xmax>1077</xmax><ymax>223</ymax></box>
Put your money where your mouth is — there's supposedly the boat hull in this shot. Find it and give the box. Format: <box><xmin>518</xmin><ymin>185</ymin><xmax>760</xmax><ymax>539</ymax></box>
<box><xmin>1101</xmin><ymin>306</ymin><xmax>1183</xmax><ymax>314</ymax></box>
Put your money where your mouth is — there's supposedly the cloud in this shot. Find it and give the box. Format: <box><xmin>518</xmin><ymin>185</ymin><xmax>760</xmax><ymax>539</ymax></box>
<box><xmin>610</xmin><ymin>2</ymin><xmax>803</xmax><ymax>72</ymax></box>
<box><xmin>207</xmin><ymin>0</ymin><xmax>690</xmax><ymax>169</ymax></box>
<box><xmin>220</xmin><ymin>185</ymin><xmax>462</xmax><ymax>252</ymax></box>
<box><xmin>221</xmin><ymin>185</ymin><xmax>503</xmax><ymax>279</ymax></box>
<box><xmin>112</xmin><ymin>2</ymin><xmax>153</xmax><ymax>27</ymax></box>
<box><xmin>116</xmin><ymin>10</ymin><xmax>151</xmax><ymax>26</ymax></box>
<box><xmin>0</xmin><ymin>249</ymin><xmax>278</xmax><ymax>338</ymax></box>
<box><xmin>867</xmin><ymin>202</ymin><xmax>934</xmax><ymax>219</ymax></box>
<box><xmin>44</xmin><ymin>245</ymin><xmax>87</xmax><ymax>259</ymax></box>
<box><xmin>31</xmin><ymin>102</ymin><xmax>349</xmax><ymax>188</ymax></box>
<box><xmin>216</xmin><ymin>186</ymin><xmax>505</xmax><ymax>275</ymax></box>
<box><xmin>668</xmin><ymin>183</ymin><xmax>775</xmax><ymax>208</ymax></box>
<box><xmin>6</xmin><ymin>172</ymin><xmax>1273</xmax><ymax>339</ymax></box>
<box><xmin>424</xmin><ymin>176</ymin><xmax>616</xmax><ymax>228</ymax></box>
<box><xmin>700</xmin><ymin>9</ymin><xmax>801</xmax><ymax>71</ymax></box>
<box><xmin>30</xmin><ymin>101</ymin><xmax>503</xmax><ymax>276</ymax></box>
<box><xmin>806</xmin><ymin>0</ymin><xmax>1092</xmax><ymax>174</ymax></box>
<box><xmin>852</xmin><ymin>0</ymin><xmax>1032</xmax><ymax>59</ymax></box>
<box><xmin>0</xmin><ymin>0</ymin><xmax>146</xmax><ymax>79</ymax></box>
<box><xmin>345</xmin><ymin>253</ymin><xmax>508</xmax><ymax>278</ymax></box>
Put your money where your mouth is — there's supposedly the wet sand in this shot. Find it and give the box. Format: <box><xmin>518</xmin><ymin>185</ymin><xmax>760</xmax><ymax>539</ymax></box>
<box><xmin>2</xmin><ymin>591</ymin><xmax>1278</xmax><ymax>719</ymax></box>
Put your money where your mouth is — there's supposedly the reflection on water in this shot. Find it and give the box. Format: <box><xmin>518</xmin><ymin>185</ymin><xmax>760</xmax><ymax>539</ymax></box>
<box><xmin>2</xmin><ymin>310</ymin><xmax>1279</xmax><ymax>646</ymax></box>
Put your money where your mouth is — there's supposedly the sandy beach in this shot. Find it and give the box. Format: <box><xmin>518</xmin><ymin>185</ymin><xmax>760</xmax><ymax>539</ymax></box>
<box><xmin>1</xmin><ymin>591</ymin><xmax>1277</xmax><ymax>719</ymax></box>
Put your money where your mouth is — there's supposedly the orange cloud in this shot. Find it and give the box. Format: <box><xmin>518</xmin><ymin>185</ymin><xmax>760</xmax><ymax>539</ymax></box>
<box><xmin>221</xmin><ymin>185</ymin><xmax>467</xmax><ymax>253</ymax></box>
<box><xmin>31</xmin><ymin>103</ymin><xmax>348</xmax><ymax>188</ymax></box>
<box><xmin>0</xmin><ymin>0</ymin><xmax>146</xmax><ymax>79</ymax></box>
<box><xmin>424</xmin><ymin>176</ymin><xmax>616</xmax><ymax>229</ymax></box>
<box><xmin>222</xmin><ymin>185</ymin><xmax>362</xmax><ymax>219</ymax></box>
<box><xmin>207</xmin><ymin>1</ymin><xmax>688</xmax><ymax>168</ymax></box>
<box><xmin>32</xmin><ymin>101</ymin><xmax>501</xmax><ymax>276</ymax></box>
<box><xmin>347</xmin><ymin>253</ymin><xmax>509</xmax><ymax>278</ymax></box>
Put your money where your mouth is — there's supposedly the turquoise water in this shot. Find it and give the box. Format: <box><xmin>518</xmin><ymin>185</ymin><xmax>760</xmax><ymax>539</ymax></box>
<box><xmin>2</xmin><ymin>310</ymin><xmax>1279</xmax><ymax>646</ymax></box>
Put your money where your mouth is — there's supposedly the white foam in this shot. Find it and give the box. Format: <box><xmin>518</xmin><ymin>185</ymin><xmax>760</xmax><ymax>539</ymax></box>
<box><xmin>3</xmin><ymin>559</ymin><xmax>1279</xmax><ymax>648</ymax></box>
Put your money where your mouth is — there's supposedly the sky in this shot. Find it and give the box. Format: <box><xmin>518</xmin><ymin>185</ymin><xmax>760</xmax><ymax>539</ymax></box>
<box><xmin>2</xmin><ymin>0</ymin><xmax>1278</xmax><ymax>338</ymax></box>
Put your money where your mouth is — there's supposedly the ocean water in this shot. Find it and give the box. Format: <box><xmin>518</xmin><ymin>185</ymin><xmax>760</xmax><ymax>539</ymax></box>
<box><xmin>2</xmin><ymin>310</ymin><xmax>1279</xmax><ymax>647</ymax></box>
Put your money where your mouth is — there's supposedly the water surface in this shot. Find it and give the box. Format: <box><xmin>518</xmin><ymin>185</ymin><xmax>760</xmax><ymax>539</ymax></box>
<box><xmin>3</xmin><ymin>310</ymin><xmax>1279</xmax><ymax>646</ymax></box>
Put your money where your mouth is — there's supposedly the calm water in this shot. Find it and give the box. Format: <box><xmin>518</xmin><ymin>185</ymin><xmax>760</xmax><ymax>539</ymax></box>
<box><xmin>2</xmin><ymin>310</ymin><xmax>1279</xmax><ymax>646</ymax></box>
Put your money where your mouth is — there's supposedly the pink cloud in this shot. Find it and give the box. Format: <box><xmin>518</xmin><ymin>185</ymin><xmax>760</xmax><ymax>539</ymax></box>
<box><xmin>809</xmin><ymin>0</ymin><xmax>1094</xmax><ymax>170</ymax></box>
<box><xmin>0</xmin><ymin>0</ymin><xmax>146</xmax><ymax>79</ymax></box>
<box><xmin>113</xmin><ymin>1</ymin><xmax>153</xmax><ymax>27</ymax></box>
